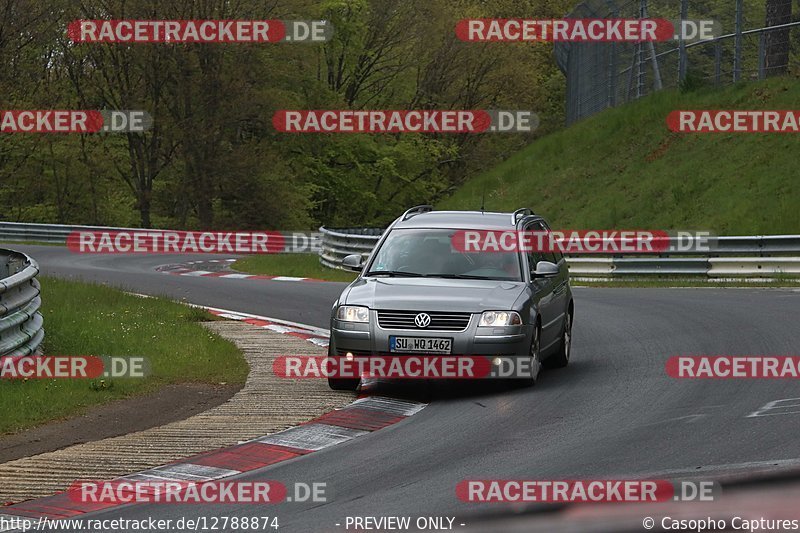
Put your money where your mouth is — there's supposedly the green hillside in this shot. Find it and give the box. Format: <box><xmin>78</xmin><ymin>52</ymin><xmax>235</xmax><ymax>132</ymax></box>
<box><xmin>438</xmin><ymin>78</ymin><xmax>800</xmax><ymax>235</ymax></box>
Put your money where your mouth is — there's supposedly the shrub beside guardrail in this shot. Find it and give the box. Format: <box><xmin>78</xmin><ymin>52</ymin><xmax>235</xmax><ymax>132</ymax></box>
<box><xmin>0</xmin><ymin>249</ymin><xmax>44</xmax><ymax>357</ymax></box>
<box><xmin>318</xmin><ymin>227</ymin><xmax>800</xmax><ymax>280</ymax></box>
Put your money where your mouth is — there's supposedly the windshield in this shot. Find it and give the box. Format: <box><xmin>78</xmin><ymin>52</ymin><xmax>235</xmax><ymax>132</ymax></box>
<box><xmin>365</xmin><ymin>228</ymin><xmax>523</xmax><ymax>281</ymax></box>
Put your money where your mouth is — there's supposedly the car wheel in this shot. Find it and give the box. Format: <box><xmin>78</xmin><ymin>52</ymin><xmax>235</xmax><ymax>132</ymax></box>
<box><xmin>545</xmin><ymin>311</ymin><xmax>571</xmax><ymax>369</ymax></box>
<box><xmin>518</xmin><ymin>322</ymin><xmax>541</xmax><ymax>387</ymax></box>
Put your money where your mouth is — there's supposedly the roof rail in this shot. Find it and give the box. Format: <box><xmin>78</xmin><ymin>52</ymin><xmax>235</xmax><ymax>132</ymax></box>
<box><xmin>511</xmin><ymin>208</ymin><xmax>534</xmax><ymax>224</ymax></box>
<box><xmin>401</xmin><ymin>205</ymin><xmax>434</xmax><ymax>221</ymax></box>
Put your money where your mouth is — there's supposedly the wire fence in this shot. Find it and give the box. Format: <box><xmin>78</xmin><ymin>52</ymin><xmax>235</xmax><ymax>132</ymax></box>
<box><xmin>555</xmin><ymin>0</ymin><xmax>800</xmax><ymax>124</ymax></box>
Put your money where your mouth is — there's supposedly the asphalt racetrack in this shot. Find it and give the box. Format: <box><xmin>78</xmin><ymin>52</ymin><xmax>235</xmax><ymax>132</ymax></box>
<box><xmin>9</xmin><ymin>244</ymin><xmax>800</xmax><ymax>532</ymax></box>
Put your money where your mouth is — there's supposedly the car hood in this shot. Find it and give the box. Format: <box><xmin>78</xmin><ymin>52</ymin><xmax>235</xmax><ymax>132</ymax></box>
<box><xmin>343</xmin><ymin>277</ymin><xmax>527</xmax><ymax>312</ymax></box>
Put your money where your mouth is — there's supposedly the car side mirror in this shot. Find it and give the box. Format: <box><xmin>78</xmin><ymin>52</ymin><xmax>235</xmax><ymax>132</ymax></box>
<box><xmin>342</xmin><ymin>254</ymin><xmax>364</xmax><ymax>272</ymax></box>
<box><xmin>532</xmin><ymin>260</ymin><xmax>559</xmax><ymax>278</ymax></box>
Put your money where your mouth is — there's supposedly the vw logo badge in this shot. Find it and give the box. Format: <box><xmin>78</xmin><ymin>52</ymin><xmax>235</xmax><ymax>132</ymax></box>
<box><xmin>414</xmin><ymin>313</ymin><xmax>431</xmax><ymax>328</ymax></box>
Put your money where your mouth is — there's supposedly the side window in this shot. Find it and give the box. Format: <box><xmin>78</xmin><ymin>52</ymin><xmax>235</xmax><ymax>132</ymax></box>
<box><xmin>525</xmin><ymin>222</ymin><xmax>546</xmax><ymax>272</ymax></box>
<box><xmin>533</xmin><ymin>221</ymin><xmax>559</xmax><ymax>263</ymax></box>
<box><xmin>527</xmin><ymin>249</ymin><xmax>545</xmax><ymax>271</ymax></box>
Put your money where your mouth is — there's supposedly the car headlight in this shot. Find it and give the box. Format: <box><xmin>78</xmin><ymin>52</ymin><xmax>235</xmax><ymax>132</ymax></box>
<box><xmin>479</xmin><ymin>311</ymin><xmax>522</xmax><ymax>327</ymax></box>
<box><xmin>337</xmin><ymin>305</ymin><xmax>370</xmax><ymax>323</ymax></box>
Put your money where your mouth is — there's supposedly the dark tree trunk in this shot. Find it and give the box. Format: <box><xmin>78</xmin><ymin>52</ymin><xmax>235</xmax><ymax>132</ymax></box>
<box><xmin>139</xmin><ymin>198</ymin><xmax>151</xmax><ymax>228</ymax></box>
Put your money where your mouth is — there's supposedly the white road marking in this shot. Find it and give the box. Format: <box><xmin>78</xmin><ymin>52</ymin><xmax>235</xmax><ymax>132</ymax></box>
<box><xmin>196</xmin><ymin>305</ymin><xmax>330</xmax><ymax>337</ymax></box>
<box><xmin>181</xmin><ymin>270</ymin><xmax>214</xmax><ymax>277</ymax></box>
<box><xmin>640</xmin><ymin>414</ymin><xmax>707</xmax><ymax>426</ymax></box>
<box><xmin>307</xmin><ymin>337</ymin><xmax>330</xmax><ymax>347</ymax></box>
<box><xmin>147</xmin><ymin>463</ymin><xmax>240</xmax><ymax>481</ymax></box>
<box><xmin>747</xmin><ymin>397</ymin><xmax>800</xmax><ymax>418</ymax></box>
<box><xmin>257</xmin><ymin>423</ymin><xmax>369</xmax><ymax>451</ymax></box>
<box><xmin>351</xmin><ymin>396</ymin><xmax>426</xmax><ymax>417</ymax></box>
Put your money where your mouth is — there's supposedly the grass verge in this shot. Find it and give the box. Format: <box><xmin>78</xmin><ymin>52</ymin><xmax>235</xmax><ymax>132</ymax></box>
<box><xmin>0</xmin><ymin>277</ymin><xmax>248</xmax><ymax>435</ymax></box>
<box><xmin>232</xmin><ymin>254</ymin><xmax>358</xmax><ymax>282</ymax></box>
<box><xmin>439</xmin><ymin>77</ymin><xmax>800</xmax><ymax>234</ymax></box>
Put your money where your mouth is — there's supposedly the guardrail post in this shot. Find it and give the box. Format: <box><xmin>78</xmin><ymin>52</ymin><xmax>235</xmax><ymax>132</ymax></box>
<box><xmin>678</xmin><ymin>0</ymin><xmax>688</xmax><ymax>82</ymax></box>
<box><xmin>734</xmin><ymin>0</ymin><xmax>743</xmax><ymax>82</ymax></box>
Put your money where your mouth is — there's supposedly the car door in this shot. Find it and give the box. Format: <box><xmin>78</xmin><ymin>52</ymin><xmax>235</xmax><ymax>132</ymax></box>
<box><xmin>534</xmin><ymin>220</ymin><xmax>569</xmax><ymax>351</ymax></box>
<box><xmin>525</xmin><ymin>221</ymin><xmax>560</xmax><ymax>351</ymax></box>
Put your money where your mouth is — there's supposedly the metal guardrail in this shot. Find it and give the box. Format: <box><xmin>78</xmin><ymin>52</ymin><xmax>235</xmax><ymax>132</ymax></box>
<box><xmin>319</xmin><ymin>227</ymin><xmax>800</xmax><ymax>280</ymax></box>
<box><xmin>0</xmin><ymin>222</ymin><xmax>321</xmax><ymax>253</ymax></box>
<box><xmin>0</xmin><ymin>249</ymin><xmax>44</xmax><ymax>357</ymax></box>
<box><xmin>318</xmin><ymin>227</ymin><xmax>385</xmax><ymax>270</ymax></box>
<box><xmin>0</xmin><ymin>222</ymin><xmax>127</xmax><ymax>244</ymax></box>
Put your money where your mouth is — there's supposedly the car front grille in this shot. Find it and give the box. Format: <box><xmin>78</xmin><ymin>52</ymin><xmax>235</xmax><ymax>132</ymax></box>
<box><xmin>377</xmin><ymin>310</ymin><xmax>472</xmax><ymax>331</ymax></box>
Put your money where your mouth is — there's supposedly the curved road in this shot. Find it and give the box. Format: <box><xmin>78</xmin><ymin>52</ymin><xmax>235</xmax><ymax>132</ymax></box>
<box><xmin>10</xmin><ymin>244</ymin><xmax>800</xmax><ymax>531</ymax></box>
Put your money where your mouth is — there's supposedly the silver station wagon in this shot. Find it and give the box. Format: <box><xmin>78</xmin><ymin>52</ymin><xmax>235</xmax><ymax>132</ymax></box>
<box><xmin>328</xmin><ymin>206</ymin><xmax>573</xmax><ymax>390</ymax></box>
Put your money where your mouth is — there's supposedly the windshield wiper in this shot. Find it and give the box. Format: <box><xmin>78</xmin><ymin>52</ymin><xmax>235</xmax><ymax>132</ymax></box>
<box><xmin>425</xmin><ymin>273</ymin><xmax>499</xmax><ymax>280</ymax></box>
<box><xmin>365</xmin><ymin>270</ymin><xmax>425</xmax><ymax>277</ymax></box>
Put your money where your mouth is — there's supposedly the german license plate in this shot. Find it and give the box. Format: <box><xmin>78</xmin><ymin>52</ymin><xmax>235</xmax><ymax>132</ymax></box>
<box><xmin>389</xmin><ymin>336</ymin><xmax>452</xmax><ymax>354</ymax></box>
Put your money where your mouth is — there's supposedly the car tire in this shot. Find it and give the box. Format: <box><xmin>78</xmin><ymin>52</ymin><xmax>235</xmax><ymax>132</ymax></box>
<box><xmin>328</xmin><ymin>377</ymin><xmax>360</xmax><ymax>391</ymax></box>
<box><xmin>518</xmin><ymin>322</ymin><xmax>541</xmax><ymax>387</ymax></box>
<box><xmin>545</xmin><ymin>311</ymin><xmax>572</xmax><ymax>369</ymax></box>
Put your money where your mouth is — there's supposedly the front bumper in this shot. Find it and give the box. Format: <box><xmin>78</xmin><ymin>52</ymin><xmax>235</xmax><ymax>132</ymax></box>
<box><xmin>330</xmin><ymin>310</ymin><xmax>531</xmax><ymax>357</ymax></box>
